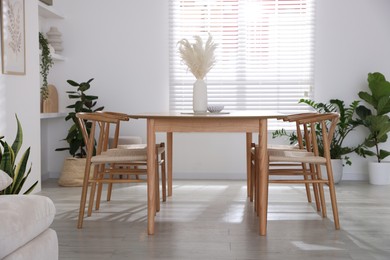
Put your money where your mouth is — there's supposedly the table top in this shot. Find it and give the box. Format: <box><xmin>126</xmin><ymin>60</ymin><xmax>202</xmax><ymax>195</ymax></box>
<box><xmin>128</xmin><ymin>111</ymin><xmax>285</xmax><ymax>119</ymax></box>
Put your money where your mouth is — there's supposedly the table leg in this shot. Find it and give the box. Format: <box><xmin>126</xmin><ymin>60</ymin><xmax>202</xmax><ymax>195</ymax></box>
<box><xmin>258</xmin><ymin>118</ymin><xmax>268</xmax><ymax>236</ymax></box>
<box><xmin>167</xmin><ymin>132</ymin><xmax>173</xmax><ymax>197</ymax></box>
<box><xmin>246</xmin><ymin>133</ymin><xmax>252</xmax><ymax>198</ymax></box>
<box><xmin>147</xmin><ymin>119</ymin><xmax>156</xmax><ymax>235</ymax></box>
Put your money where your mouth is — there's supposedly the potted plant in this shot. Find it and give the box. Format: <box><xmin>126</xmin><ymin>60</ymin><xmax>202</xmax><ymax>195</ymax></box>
<box><xmin>355</xmin><ymin>72</ymin><xmax>390</xmax><ymax>185</ymax></box>
<box><xmin>56</xmin><ymin>78</ymin><xmax>104</xmax><ymax>186</ymax></box>
<box><xmin>273</xmin><ymin>98</ymin><xmax>360</xmax><ymax>183</ymax></box>
<box><xmin>39</xmin><ymin>32</ymin><xmax>54</xmax><ymax>107</ymax></box>
<box><xmin>0</xmin><ymin>115</ymin><xmax>38</xmax><ymax>194</ymax></box>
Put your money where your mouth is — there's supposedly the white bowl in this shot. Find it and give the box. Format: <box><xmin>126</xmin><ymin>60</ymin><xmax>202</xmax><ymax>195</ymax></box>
<box><xmin>207</xmin><ymin>105</ymin><xmax>224</xmax><ymax>113</ymax></box>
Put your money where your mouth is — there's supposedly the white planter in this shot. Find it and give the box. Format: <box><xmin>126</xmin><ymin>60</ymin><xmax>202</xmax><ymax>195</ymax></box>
<box><xmin>368</xmin><ymin>161</ymin><xmax>390</xmax><ymax>185</ymax></box>
<box><xmin>193</xmin><ymin>79</ymin><xmax>208</xmax><ymax>113</ymax></box>
<box><xmin>320</xmin><ymin>159</ymin><xmax>343</xmax><ymax>184</ymax></box>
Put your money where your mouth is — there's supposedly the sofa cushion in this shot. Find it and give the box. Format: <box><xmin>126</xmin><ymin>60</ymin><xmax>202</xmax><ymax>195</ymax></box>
<box><xmin>0</xmin><ymin>170</ymin><xmax>12</xmax><ymax>191</ymax></box>
<box><xmin>0</xmin><ymin>195</ymin><xmax>56</xmax><ymax>259</ymax></box>
<box><xmin>3</xmin><ymin>228</ymin><xmax>58</xmax><ymax>260</ymax></box>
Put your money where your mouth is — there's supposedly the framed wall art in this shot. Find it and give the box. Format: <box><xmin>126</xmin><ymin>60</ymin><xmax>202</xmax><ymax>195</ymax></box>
<box><xmin>1</xmin><ymin>0</ymin><xmax>25</xmax><ymax>75</ymax></box>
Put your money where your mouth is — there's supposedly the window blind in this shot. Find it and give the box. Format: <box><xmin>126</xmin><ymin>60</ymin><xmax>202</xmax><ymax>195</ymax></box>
<box><xmin>169</xmin><ymin>0</ymin><xmax>315</xmax><ymax>129</ymax></box>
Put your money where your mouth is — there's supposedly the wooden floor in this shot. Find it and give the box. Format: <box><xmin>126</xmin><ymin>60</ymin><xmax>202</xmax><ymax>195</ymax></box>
<box><xmin>39</xmin><ymin>179</ymin><xmax>390</xmax><ymax>260</ymax></box>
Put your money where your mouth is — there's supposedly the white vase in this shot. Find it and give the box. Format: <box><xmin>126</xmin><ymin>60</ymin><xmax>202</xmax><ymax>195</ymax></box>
<box><xmin>193</xmin><ymin>79</ymin><xmax>208</xmax><ymax>113</ymax></box>
<box><xmin>368</xmin><ymin>161</ymin><xmax>390</xmax><ymax>185</ymax></box>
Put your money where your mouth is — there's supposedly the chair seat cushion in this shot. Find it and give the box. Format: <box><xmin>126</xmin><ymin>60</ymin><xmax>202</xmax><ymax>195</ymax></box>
<box><xmin>0</xmin><ymin>195</ymin><xmax>56</xmax><ymax>259</ymax></box>
<box><xmin>92</xmin><ymin>145</ymin><xmax>165</xmax><ymax>164</ymax></box>
<box><xmin>269</xmin><ymin>152</ymin><xmax>327</xmax><ymax>164</ymax></box>
<box><xmin>268</xmin><ymin>144</ymin><xmax>300</xmax><ymax>150</ymax></box>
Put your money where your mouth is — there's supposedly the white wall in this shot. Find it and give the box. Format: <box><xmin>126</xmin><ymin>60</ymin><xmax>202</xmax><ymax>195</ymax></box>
<box><xmin>315</xmin><ymin>0</ymin><xmax>390</xmax><ymax>180</ymax></box>
<box><xmin>44</xmin><ymin>0</ymin><xmax>390</xmax><ymax>180</ymax></box>
<box><xmin>0</xmin><ymin>1</ymin><xmax>41</xmax><ymax>192</ymax></box>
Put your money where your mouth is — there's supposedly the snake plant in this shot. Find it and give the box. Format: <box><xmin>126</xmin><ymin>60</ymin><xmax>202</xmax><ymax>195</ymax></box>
<box><xmin>0</xmin><ymin>115</ymin><xmax>38</xmax><ymax>195</ymax></box>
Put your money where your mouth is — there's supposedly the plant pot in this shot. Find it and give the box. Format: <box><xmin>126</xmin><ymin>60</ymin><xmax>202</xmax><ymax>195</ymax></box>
<box><xmin>193</xmin><ymin>79</ymin><xmax>208</xmax><ymax>113</ymax></box>
<box><xmin>320</xmin><ymin>159</ymin><xmax>343</xmax><ymax>184</ymax></box>
<box><xmin>368</xmin><ymin>161</ymin><xmax>390</xmax><ymax>185</ymax></box>
<box><xmin>58</xmin><ymin>157</ymin><xmax>89</xmax><ymax>187</ymax></box>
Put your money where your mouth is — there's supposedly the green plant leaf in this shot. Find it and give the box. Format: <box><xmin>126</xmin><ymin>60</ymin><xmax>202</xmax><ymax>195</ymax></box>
<box><xmin>379</xmin><ymin>149</ymin><xmax>390</xmax><ymax>160</ymax></box>
<box><xmin>11</xmin><ymin>148</ymin><xmax>30</xmax><ymax>192</ymax></box>
<box><xmin>0</xmin><ymin>116</ymin><xmax>37</xmax><ymax>194</ymax></box>
<box><xmin>23</xmin><ymin>180</ymin><xmax>38</xmax><ymax>194</ymax></box>
<box><xmin>376</xmin><ymin>96</ymin><xmax>390</xmax><ymax>115</ymax></box>
<box><xmin>368</xmin><ymin>72</ymin><xmax>390</xmax><ymax>102</ymax></box>
<box><xmin>358</xmin><ymin>91</ymin><xmax>375</xmax><ymax>108</ymax></box>
<box><xmin>0</xmin><ymin>142</ymin><xmax>15</xmax><ymax>177</ymax></box>
<box><xmin>79</xmin><ymin>82</ymin><xmax>90</xmax><ymax>92</ymax></box>
<box><xmin>356</xmin><ymin>105</ymin><xmax>371</xmax><ymax>121</ymax></box>
<box><xmin>11</xmin><ymin>115</ymin><xmax>23</xmax><ymax>158</ymax></box>
<box><xmin>67</xmin><ymin>80</ymin><xmax>79</xmax><ymax>86</ymax></box>
<box><xmin>68</xmin><ymin>94</ymin><xmax>81</xmax><ymax>99</ymax></box>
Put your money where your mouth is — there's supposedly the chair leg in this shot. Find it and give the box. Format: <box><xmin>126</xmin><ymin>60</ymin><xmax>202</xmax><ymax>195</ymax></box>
<box><xmin>315</xmin><ymin>164</ymin><xmax>327</xmax><ymax>218</ymax></box>
<box><xmin>302</xmin><ymin>163</ymin><xmax>312</xmax><ymax>203</ymax></box>
<box><xmin>161</xmin><ymin>146</ymin><xmax>167</xmax><ymax>202</ymax></box>
<box><xmin>250</xmin><ymin>159</ymin><xmax>255</xmax><ymax>202</ymax></box>
<box><xmin>155</xmin><ymin>156</ymin><xmax>161</xmax><ymax>213</ymax></box>
<box><xmin>95</xmin><ymin>164</ymin><xmax>106</xmax><ymax>211</ymax></box>
<box><xmin>106</xmin><ymin>166</ymin><xmax>114</xmax><ymax>201</ymax></box>
<box><xmin>96</xmin><ymin>181</ymin><xmax>103</xmax><ymax>210</ymax></box>
<box><xmin>254</xmin><ymin>165</ymin><xmax>258</xmax><ymax>214</ymax></box>
<box><xmin>77</xmin><ymin>163</ymin><xmax>94</xmax><ymax>229</ymax></box>
<box><xmin>88</xmin><ymin>164</ymin><xmax>102</xmax><ymax>216</ymax></box>
<box><xmin>326</xmin><ymin>162</ymin><xmax>340</xmax><ymax>229</ymax></box>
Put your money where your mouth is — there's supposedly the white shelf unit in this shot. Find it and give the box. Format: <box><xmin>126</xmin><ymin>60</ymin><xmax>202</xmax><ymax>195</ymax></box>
<box><xmin>38</xmin><ymin>2</ymin><xmax>64</xmax><ymax>19</ymax></box>
<box><xmin>51</xmin><ymin>53</ymin><xmax>66</xmax><ymax>61</ymax></box>
<box><xmin>39</xmin><ymin>2</ymin><xmax>67</xmax><ymax>180</ymax></box>
<box><xmin>40</xmin><ymin>112</ymin><xmax>67</xmax><ymax>120</ymax></box>
<box><xmin>39</xmin><ymin>2</ymin><xmax>66</xmax><ymax>61</ymax></box>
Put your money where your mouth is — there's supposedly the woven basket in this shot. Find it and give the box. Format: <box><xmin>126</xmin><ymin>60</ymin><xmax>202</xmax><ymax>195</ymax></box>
<box><xmin>58</xmin><ymin>157</ymin><xmax>89</xmax><ymax>187</ymax></box>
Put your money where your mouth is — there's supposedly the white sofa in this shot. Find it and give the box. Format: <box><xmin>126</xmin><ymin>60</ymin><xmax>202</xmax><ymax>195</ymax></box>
<box><xmin>0</xmin><ymin>195</ymin><xmax>58</xmax><ymax>260</ymax></box>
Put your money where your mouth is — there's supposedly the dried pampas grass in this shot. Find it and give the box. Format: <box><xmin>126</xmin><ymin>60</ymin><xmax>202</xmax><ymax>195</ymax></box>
<box><xmin>177</xmin><ymin>33</ymin><xmax>217</xmax><ymax>80</ymax></box>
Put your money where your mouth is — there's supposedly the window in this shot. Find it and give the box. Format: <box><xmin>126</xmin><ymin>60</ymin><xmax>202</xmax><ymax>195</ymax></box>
<box><xmin>169</xmin><ymin>0</ymin><xmax>315</xmax><ymax>125</ymax></box>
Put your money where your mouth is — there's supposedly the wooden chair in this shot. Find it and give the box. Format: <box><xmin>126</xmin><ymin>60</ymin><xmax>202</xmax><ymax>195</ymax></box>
<box><xmin>94</xmin><ymin>111</ymin><xmax>166</xmax><ymax>207</ymax></box>
<box><xmin>252</xmin><ymin>112</ymin><xmax>340</xmax><ymax>229</ymax></box>
<box><xmin>75</xmin><ymin>112</ymin><xmax>166</xmax><ymax>228</ymax></box>
<box><xmin>249</xmin><ymin>113</ymin><xmax>319</xmax><ymax>205</ymax></box>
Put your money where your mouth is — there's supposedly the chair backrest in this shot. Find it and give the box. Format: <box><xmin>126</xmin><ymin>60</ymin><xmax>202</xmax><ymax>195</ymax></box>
<box><xmin>285</xmin><ymin>113</ymin><xmax>339</xmax><ymax>159</ymax></box>
<box><xmin>76</xmin><ymin>112</ymin><xmax>130</xmax><ymax>160</ymax></box>
<box><xmin>95</xmin><ymin>111</ymin><xmax>130</xmax><ymax>149</ymax></box>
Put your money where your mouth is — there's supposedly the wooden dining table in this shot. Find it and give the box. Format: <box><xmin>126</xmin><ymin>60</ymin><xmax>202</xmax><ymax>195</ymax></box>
<box><xmin>129</xmin><ymin>111</ymin><xmax>283</xmax><ymax>236</ymax></box>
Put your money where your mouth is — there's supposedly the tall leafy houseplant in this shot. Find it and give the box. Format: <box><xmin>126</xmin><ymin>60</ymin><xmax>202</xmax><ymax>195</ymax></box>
<box><xmin>273</xmin><ymin>98</ymin><xmax>359</xmax><ymax>165</ymax></box>
<box><xmin>355</xmin><ymin>72</ymin><xmax>390</xmax><ymax>163</ymax></box>
<box><xmin>39</xmin><ymin>32</ymin><xmax>54</xmax><ymax>100</ymax></box>
<box><xmin>0</xmin><ymin>115</ymin><xmax>38</xmax><ymax>195</ymax></box>
<box><xmin>56</xmin><ymin>78</ymin><xmax>104</xmax><ymax>158</ymax></box>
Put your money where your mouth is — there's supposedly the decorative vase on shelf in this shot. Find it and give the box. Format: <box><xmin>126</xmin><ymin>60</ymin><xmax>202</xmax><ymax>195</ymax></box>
<box><xmin>46</xmin><ymin>27</ymin><xmax>64</xmax><ymax>54</ymax></box>
<box><xmin>193</xmin><ymin>79</ymin><xmax>208</xmax><ymax>113</ymax></box>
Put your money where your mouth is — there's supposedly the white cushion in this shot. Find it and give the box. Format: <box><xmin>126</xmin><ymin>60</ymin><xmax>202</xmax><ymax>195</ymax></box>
<box><xmin>3</xmin><ymin>228</ymin><xmax>58</xmax><ymax>260</ymax></box>
<box><xmin>0</xmin><ymin>195</ymin><xmax>56</xmax><ymax>259</ymax></box>
<box><xmin>0</xmin><ymin>170</ymin><xmax>12</xmax><ymax>191</ymax></box>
